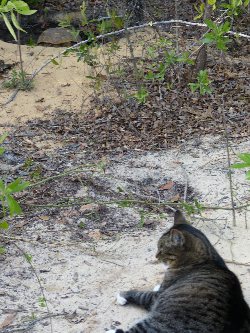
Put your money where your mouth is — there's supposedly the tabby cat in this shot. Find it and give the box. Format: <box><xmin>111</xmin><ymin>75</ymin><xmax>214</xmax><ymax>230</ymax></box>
<box><xmin>107</xmin><ymin>210</ymin><xmax>250</xmax><ymax>333</ymax></box>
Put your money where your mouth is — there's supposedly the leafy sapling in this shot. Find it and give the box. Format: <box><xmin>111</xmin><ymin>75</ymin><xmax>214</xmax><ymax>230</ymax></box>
<box><xmin>189</xmin><ymin>70</ymin><xmax>212</xmax><ymax>95</ymax></box>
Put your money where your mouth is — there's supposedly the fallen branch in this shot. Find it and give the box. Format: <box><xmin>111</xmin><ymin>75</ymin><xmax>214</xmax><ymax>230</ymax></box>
<box><xmin>0</xmin><ymin>313</ymin><xmax>64</xmax><ymax>333</ymax></box>
<box><xmin>23</xmin><ymin>197</ymin><xmax>250</xmax><ymax>211</ymax></box>
<box><xmin>2</xmin><ymin>19</ymin><xmax>250</xmax><ymax>106</ymax></box>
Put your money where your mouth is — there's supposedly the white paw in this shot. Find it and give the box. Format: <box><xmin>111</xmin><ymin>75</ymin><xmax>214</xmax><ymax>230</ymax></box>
<box><xmin>106</xmin><ymin>330</ymin><xmax>116</xmax><ymax>333</ymax></box>
<box><xmin>116</xmin><ymin>293</ymin><xmax>127</xmax><ymax>305</ymax></box>
<box><xmin>153</xmin><ymin>284</ymin><xmax>161</xmax><ymax>292</ymax></box>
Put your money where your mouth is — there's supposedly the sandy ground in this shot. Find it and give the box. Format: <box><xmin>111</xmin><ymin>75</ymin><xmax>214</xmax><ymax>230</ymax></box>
<box><xmin>0</xmin><ymin>137</ymin><xmax>250</xmax><ymax>333</ymax></box>
<box><xmin>0</xmin><ymin>28</ymin><xmax>156</xmax><ymax>127</ymax></box>
<box><xmin>0</xmin><ymin>36</ymin><xmax>249</xmax><ymax>333</ymax></box>
<box><xmin>0</xmin><ymin>40</ymin><xmax>94</xmax><ymax>125</ymax></box>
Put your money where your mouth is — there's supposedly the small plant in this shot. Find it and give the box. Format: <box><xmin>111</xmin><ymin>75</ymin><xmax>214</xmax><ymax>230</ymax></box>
<box><xmin>0</xmin><ymin>0</ymin><xmax>36</xmax><ymax>90</ymax></box>
<box><xmin>3</xmin><ymin>69</ymin><xmax>33</xmax><ymax>90</ymax></box>
<box><xmin>231</xmin><ymin>153</ymin><xmax>250</xmax><ymax>181</ymax></box>
<box><xmin>189</xmin><ymin>69</ymin><xmax>212</xmax><ymax>95</ymax></box>
<box><xmin>0</xmin><ymin>133</ymin><xmax>29</xmax><ymax>254</ymax></box>
<box><xmin>220</xmin><ymin>0</ymin><xmax>250</xmax><ymax>17</ymax></box>
<box><xmin>203</xmin><ymin>20</ymin><xmax>231</xmax><ymax>51</ymax></box>
<box><xmin>133</xmin><ymin>86</ymin><xmax>149</xmax><ymax>104</ymax></box>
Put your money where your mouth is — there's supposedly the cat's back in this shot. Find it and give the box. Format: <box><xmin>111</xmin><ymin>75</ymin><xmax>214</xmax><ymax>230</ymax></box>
<box><xmin>153</xmin><ymin>262</ymin><xmax>250</xmax><ymax>333</ymax></box>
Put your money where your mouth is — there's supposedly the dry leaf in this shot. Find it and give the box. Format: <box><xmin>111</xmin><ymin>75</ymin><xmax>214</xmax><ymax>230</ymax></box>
<box><xmin>170</xmin><ymin>194</ymin><xmax>180</xmax><ymax>202</ymax></box>
<box><xmin>88</xmin><ymin>229</ymin><xmax>102</xmax><ymax>241</ymax></box>
<box><xmin>159</xmin><ymin>180</ymin><xmax>174</xmax><ymax>191</ymax></box>
<box><xmin>39</xmin><ymin>215</ymin><xmax>50</xmax><ymax>221</ymax></box>
<box><xmin>0</xmin><ymin>313</ymin><xmax>17</xmax><ymax>329</ymax></box>
<box><xmin>79</xmin><ymin>204</ymin><xmax>99</xmax><ymax>213</ymax></box>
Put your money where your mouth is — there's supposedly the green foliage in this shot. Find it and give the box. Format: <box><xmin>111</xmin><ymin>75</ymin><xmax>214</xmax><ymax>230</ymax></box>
<box><xmin>194</xmin><ymin>2</ymin><xmax>205</xmax><ymax>20</ymax></box>
<box><xmin>26</xmin><ymin>36</ymin><xmax>36</xmax><ymax>46</ymax></box>
<box><xmin>78</xmin><ymin>221</ymin><xmax>86</xmax><ymax>229</ymax></box>
<box><xmin>181</xmin><ymin>199</ymin><xmax>204</xmax><ymax>216</ymax></box>
<box><xmin>133</xmin><ymin>86</ymin><xmax>149</xmax><ymax>104</ymax></box>
<box><xmin>144</xmin><ymin>41</ymin><xmax>194</xmax><ymax>83</ymax></box>
<box><xmin>3</xmin><ymin>69</ymin><xmax>33</xmax><ymax>91</ymax></box>
<box><xmin>0</xmin><ymin>134</ymin><xmax>30</xmax><ymax>254</ymax></box>
<box><xmin>203</xmin><ymin>20</ymin><xmax>231</xmax><ymax>51</ymax></box>
<box><xmin>0</xmin><ymin>220</ymin><xmax>9</xmax><ymax>229</ymax></box>
<box><xmin>231</xmin><ymin>153</ymin><xmax>250</xmax><ymax>180</ymax></box>
<box><xmin>58</xmin><ymin>14</ymin><xmax>72</xmax><ymax>28</ymax></box>
<box><xmin>74</xmin><ymin>42</ymin><xmax>98</xmax><ymax>66</ymax></box>
<box><xmin>98</xmin><ymin>10</ymin><xmax>124</xmax><ymax>34</ymax></box>
<box><xmin>24</xmin><ymin>252</ymin><xmax>32</xmax><ymax>263</ymax></box>
<box><xmin>117</xmin><ymin>199</ymin><xmax>134</xmax><ymax>208</ymax></box>
<box><xmin>0</xmin><ymin>178</ymin><xmax>29</xmax><ymax>217</ymax></box>
<box><xmin>189</xmin><ymin>70</ymin><xmax>212</xmax><ymax>95</ymax></box>
<box><xmin>0</xmin><ymin>246</ymin><xmax>6</xmax><ymax>254</ymax></box>
<box><xmin>0</xmin><ymin>0</ymin><xmax>37</xmax><ymax>40</ymax></box>
<box><xmin>80</xmin><ymin>0</ymin><xmax>87</xmax><ymax>26</ymax></box>
<box><xmin>38</xmin><ymin>296</ymin><xmax>46</xmax><ymax>307</ymax></box>
<box><xmin>220</xmin><ymin>0</ymin><xmax>250</xmax><ymax>16</ymax></box>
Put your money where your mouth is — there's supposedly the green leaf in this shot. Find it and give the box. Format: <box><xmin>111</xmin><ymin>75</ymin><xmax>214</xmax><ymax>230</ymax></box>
<box><xmin>0</xmin><ymin>147</ymin><xmax>5</xmax><ymax>155</ymax></box>
<box><xmin>11</xmin><ymin>1</ymin><xmax>36</xmax><ymax>15</ymax></box>
<box><xmin>6</xmin><ymin>194</ymin><xmax>22</xmax><ymax>216</ymax></box>
<box><xmin>38</xmin><ymin>296</ymin><xmax>46</xmax><ymax>307</ymax></box>
<box><xmin>246</xmin><ymin>170</ymin><xmax>250</xmax><ymax>180</ymax></box>
<box><xmin>222</xmin><ymin>21</ymin><xmax>230</xmax><ymax>33</ymax></box>
<box><xmin>1</xmin><ymin>12</ymin><xmax>17</xmax><ymax>40</ymax></box>
<box><xmin>0</xmin><ymin>220</ymin><xmax>9</xmax><ymax>229</ymax></box>
<box><xmin>0</xmin><ymin>246</ymin><xmax>6</xmax><ymax>254</ymax></box>
<box><xmin>6</xmin><ymin>178</ymin><xmax>29</xmax><ymax>193</ymax></box>
<box><xmin>118</xmin><ymin>200</ymin><xmax>133</xmax><ymax>208</ymax></box>
<box><xmin>24</xmin><ymin>252</ymin><xmax>32</xmax><ymax>263</ymax></box>
<box><xmin>0</xmin><ymin>179</ymin><xmax>5</xmax><ymax>192</ymax></box>
<box><xmin>11</xmin><ymin>10</ymin><xmax>25</xmax><ymax>32</ymax></box>
<box><xmin>51</xmin><ymin>58</ymin><xmax>59</xmax><ymax>65</ymax></box>
<box><xmin>205</xmin><ymin>19</ymin><xmax>216</xmax><ymax>30</ymax></box>
<box><xmin>231</xmin><ymin>162</ymin><xmax>249</xmax><ymax>169</ymax></box>
<box><xmin>238</xmin><ymin>153</ymin><xmax>250</xmax><ymax>164</ymax></box>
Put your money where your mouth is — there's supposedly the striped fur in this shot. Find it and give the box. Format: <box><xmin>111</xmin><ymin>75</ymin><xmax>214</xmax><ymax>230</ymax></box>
<box><xmin>108</xmin><ymin>211</ymin><xmax>250</xmax><ymax>333</ymax></box>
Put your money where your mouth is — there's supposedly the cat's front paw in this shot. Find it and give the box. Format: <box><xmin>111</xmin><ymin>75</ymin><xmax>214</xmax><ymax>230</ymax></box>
<box><xmin>116</xmin><ymin>293</ymin><xmax>127</xmax><ymax>305</ymax></box>
<box><xmin>153</xmin><ymin>284</ymin><xmax>161</xmax><ymax>292</ymax></box>
<box><xmin>106</xmin><ymin>330</ymin><xmax>116</xmax><ymax>333</ymax></box>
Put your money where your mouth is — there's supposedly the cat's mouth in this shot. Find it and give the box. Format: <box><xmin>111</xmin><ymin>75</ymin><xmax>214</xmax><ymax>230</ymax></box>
<box><xmin>156</xmin><ymin>253</ymin><xmax>176</xmax><ymax>264</ymax></box>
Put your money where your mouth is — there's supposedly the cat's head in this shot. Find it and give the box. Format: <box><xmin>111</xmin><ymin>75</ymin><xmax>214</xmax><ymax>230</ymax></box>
<box><xmin>156</xmin><ymin>210</ymin><xmax>225</xmax><ymax>268</ymax></box>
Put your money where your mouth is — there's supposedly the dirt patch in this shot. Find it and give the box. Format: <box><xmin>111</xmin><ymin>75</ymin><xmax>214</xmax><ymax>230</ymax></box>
<box><xmin>0</xmin><ymin>137</ymin><xmax>249</xmax><ymax>333</ymax></box>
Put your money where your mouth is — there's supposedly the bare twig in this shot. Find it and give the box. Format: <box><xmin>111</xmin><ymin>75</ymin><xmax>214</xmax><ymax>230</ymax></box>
<box><xmin>0</xmin><ymin>313</ymin><xmax>64</xmax><ymax>333</ymax></box>
<box><xmin>225</xmin><ymin>260</ymin><xmax>250</xmax><ymax>267</ymax></box>
<box><xmin>13</xmin><ymin>243</ymin><xmax>53</xmax><ymax>333</ymax></box>
<box><xmin>221</xmin><ymin>98</ymin><xmax>237</xmax><ymax>226</ymax></box>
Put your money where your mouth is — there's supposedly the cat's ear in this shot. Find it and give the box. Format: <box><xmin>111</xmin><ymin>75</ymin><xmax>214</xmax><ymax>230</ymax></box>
<box><xmin>174</xmin><ymin>210</ymin><xmax>187</xmax><ymax>225</ymax></box>
<box><xmin>170</xmin><ymin>229</ymin><xmax>185</xmax><ymax>246</ymax></box>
